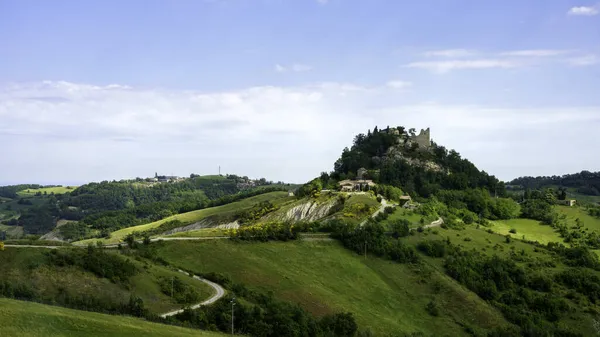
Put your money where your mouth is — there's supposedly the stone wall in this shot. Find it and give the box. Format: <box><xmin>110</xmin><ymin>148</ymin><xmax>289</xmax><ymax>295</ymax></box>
<box><xmin>410</xmin><ymin>128</ymin><xmax>431</xmax><ymax>149</ymax></box>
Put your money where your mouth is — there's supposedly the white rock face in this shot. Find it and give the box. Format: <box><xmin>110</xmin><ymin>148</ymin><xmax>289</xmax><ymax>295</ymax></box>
<box><xmin>280</xmin><ymin>199</ymin><xmax>338</xmax><ymax>222</ymax></box>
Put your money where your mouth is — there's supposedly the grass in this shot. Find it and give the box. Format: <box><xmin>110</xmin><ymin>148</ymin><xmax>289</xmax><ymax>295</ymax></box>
<box><xmin>0</xmin><ymin>298</ymin><xmax>225</xmax><ymax>337</ymax></box>
<box><xmin>489</xmin><ymin>218</ymin><xmax>563</xmax><ymax>245</ymax></box>
<box><xmin>557</xmin><ymin>205</ymin><xmax>600</xmax><ymax>231</ymax></box>
<box><xmin>75</xmin><ymin>191</ymin><xmax>291</xmax><ymax>245</ymax></box>
<box><xmin>379</xmin><ymin>207</ymin><xmax>437</xmax><ymax>229</ymax></box>
<box><xmin>0</xmin><ymin>247</ymin><xmax>214</xmax><ymax>315</ymax></box>
<box><xmin>17</xmin><ymin>186</ymin><xmax>78</xmax><ymax>196</ymax></box>
<box><xmin>0</xmin><ymin>224</ymin><xmax>24</xmax><ymax>239</ymax></box>
<box><xmin>155</xmin><ymin>240</ymin><xmax>509</xmax><ymax>335</ymax></box>
<box><xmin>165</xmin><ymin>228</ymin><xmax>227</xmax><ymax>238</ymax></box>
<box><xmin>400</xmin><ymin>225</ymin><xmax>551</xmax><ymax>260</ymax></box>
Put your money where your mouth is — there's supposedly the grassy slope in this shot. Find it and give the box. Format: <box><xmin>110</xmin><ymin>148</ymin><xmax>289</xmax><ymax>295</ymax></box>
<box><xmin>165</xmin><ymin>228</ymin><xmax>227</xmax><ymax>238</ymax></box>
<box><xmin>0</xmin><ymin>298</ymin><xmax>225</xmax><ymax>337</ymax></box>
<box><xmin>76</xmin><ymin>191</ymin><xmax>291</xmax><ymax>245</ymax></box>
<box><xmin>379</xmin><ymin>207</ymin><xmax>437</xmax><ymax>229</ymax></box>
<box><xmin>489</xmin><ymin>218</ymin><xmax>563</xmax><ymax>245</ymax></box>
<box><xmin>17</xmin><ymin>186</ymin><xmax>77</xmax><ymax>196</ymax></box>
<box><xmin>0</xmin><ymin>224</ymin><xmax>24</xmax><ymax>238</ymax></box>
<box><xmin>557</xmin><ymin>205</ymin><xmax>600</xmax><ymax>231</ymax></box>
<box><xmin>0</xmin><ymin>248</ymin><xmax>214</xmax><ymax>314</ymax></box>
<box><xmin>155</xmin><ymin>240</ymin><xmax>509</xmax><ymax>336</ymax></box>
<box><xmin>402</xmin><ymin>226</ymin><xmax>547</xmax><ymax>258</ymax></box>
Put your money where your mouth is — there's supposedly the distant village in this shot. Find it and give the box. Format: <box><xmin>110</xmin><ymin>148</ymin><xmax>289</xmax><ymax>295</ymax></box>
<box><xmin>143</xmin><ymin>172</ymin><xmax>281</xmax><ymax>191</ymax></box>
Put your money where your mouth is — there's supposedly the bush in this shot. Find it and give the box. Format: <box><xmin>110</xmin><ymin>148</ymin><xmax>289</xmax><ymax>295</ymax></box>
<box><xmin>509</xmin><ymin>228</ymin><xmax>517</xmax><ymax>234</ymax></box>
<box><xmin>417</xmin><ymin>240</ymin><xmax>447</xmax><ymax>258</ymax></box>
<box><xmin>390</xmin><ymin>219</ymin><xmax>410</xmax><ymax>238</ymax></box>
<box><xmin>45</xmin><ymin>246</ymin><xmax>137</xmax><ymax>283</ymax></box>
<box><xmin>425</xmin><ymin>300</ymin><xmax>440</xmax><ymax>316</ymax></box>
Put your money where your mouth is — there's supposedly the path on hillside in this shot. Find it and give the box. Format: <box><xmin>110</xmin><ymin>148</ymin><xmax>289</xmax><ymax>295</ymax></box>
<box><xmin>4</xmin><ymin>244</ymin><xmax>60</xmax><ymax>249</ymax></box>
<box><xmin>159</xmin><ymin>269</ymin><xmax>226</xmax><ymax>318</ymax></box>
<box><xmin>359</xmin><ymin>197</ymin><xmax>393</xmax><ymax>227</ymax></box>
<box><xmin>423</xmin><ymin>217</ymin><xmax>444</xmax><ymax>229</ymax></box>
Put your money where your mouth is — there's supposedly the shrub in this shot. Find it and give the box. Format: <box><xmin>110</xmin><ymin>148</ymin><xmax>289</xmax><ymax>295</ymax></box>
<box><xmin>417</xmin><ymin>240</ymin><xmax>447</xmax><ymax>258</ymax></box>
<box><xmin>425</xmin><ymin>300</ymin><xmax>440</xmax><ymax>316</ymax></box>
<box><xmin>509</xmin><ymin>228</ymin><xmax>517</xmax><ymax>234</ymax></box>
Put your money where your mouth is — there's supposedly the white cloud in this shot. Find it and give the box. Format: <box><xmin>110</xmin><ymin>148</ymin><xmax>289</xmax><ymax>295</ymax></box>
<box><xmin>500</xmin><ymin>49</ymin><xmax>573</xmax><ymax>57</ymax></box>
<box><xmin>567</xmin><ymin>5</ymin><xmax>599</xmax><ymax>16</ymax></box>
<box><xmin>567</xmin><ymin>54</ymin><xmax>599</xmax><ymax>66</ymax></box>
<box><xmin>423</xmin><ymin>49</ymin><xmax>476</xmax><ymax>58</ymax></box>
<box><xmin>405</xmin><ymin>59</ymin><xmax>520</xmax><ymax>73</ymax></box>
<box><xmin>274</xmin><ymin>63</ymin><xmax>312</xmax><ymax>73</ymax></box>
<box><xmin>1</xmin><ymin>81</ymin><xmax>599</xmax><ymax>185</ymax></box>
<box><xmin>386</xmin><ymin>80</ymin><xmax>413</xmax><ymax>89</ymax></box>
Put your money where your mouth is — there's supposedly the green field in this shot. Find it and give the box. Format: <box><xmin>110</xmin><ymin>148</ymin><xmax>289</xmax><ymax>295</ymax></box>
<box><xmin>76</xmin><ymin>191</ymin><xmax>292</xmax><ymax>245</ymax></box>
<box><xmin>0</xmin><ymin>224</ymin><xmax>24</xmax><ymax>238</ymax></box>
<box><xmin>154</xmin><ymin>240</ymin><xmax>509</xmax><ymax>336</ymax></box>
<box><xmin>557</xmin><ymin>205</ymin><xmax>600</xmax><ymax>231</ymax></box>
<box><xmin>401</xmin><ymin>226</ymin><xmax>551</xmax><ymax>259</ymax></box>
<box><xmin>165</xmin><ymin>228</ymin><xmax>227</xmax><ymax>238</ymax></box>
<box><xmin>0</xmin><ymin>247</ymin><xmax>214</xmax><ymax>315</ymax></box>
<box><xmin>379</xmin><ymin>207</ymin><xmax>437</xmax><ymax>229</ymax></box>
<box><xmin>17</xmin><ymin>186</ymin><xmax>78</xmax><ymax>196</ymax></box>
<box><xmin>0</xmin><ymin>298</ymin><xmax>225</xmax><ymax>337</ymax></box>
<box><xmin>489</xmin><ymin>218</ymin><xmax>563</xmax><ymax>245</ymax></box>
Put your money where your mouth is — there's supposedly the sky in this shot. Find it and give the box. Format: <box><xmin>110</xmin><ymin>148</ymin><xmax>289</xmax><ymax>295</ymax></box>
<box><xmin>1</xmin><ymin>0</ymin><xmax>600</xmax><ymax>185</ymax></box>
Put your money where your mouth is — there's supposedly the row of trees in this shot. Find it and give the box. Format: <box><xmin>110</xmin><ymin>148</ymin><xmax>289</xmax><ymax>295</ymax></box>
<box><xmin>510</xmin><ymin>170</ymin><xmax>600</xmax><ymax>196</ymax></box>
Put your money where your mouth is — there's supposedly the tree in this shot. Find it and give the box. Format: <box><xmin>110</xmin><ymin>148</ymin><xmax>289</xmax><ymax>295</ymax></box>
<box><xmin>557</xmin><ymin>188</ymin><xmax>567</xmax><ymax>201</ymax></box>
<box><xmin>390</xmin><ymin>219</ymin><xmax>410</xmax><ymax>238</ymax></box>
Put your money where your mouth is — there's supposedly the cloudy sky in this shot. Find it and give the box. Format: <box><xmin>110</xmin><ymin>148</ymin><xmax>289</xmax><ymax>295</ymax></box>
<box><xmin>1</xmin><ymin>0</ymin><xmax>599</xmax><ymax>185</ymax></box>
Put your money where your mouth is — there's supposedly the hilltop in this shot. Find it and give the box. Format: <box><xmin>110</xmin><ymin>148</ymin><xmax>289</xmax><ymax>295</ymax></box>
<box><xmin>508</xmin><ymin>171</ymin><xmax>600</xmax><ymax>205</ymax></box>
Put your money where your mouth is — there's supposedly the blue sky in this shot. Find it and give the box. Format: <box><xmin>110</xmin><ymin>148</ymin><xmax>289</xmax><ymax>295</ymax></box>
<box><xmin>1</xmin><ymin>0</ymin><xmax>599</xmax><ymax>185</ymax></box>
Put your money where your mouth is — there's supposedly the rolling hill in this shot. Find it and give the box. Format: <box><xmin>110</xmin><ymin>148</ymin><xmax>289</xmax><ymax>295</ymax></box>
<box><xmin>0</xmin><ymin>298</ymin><xmax>226</xmax><ymax>337</ymax></box>
<box><xmin>154</xmin><ymin>239</ymin><xmax>511</xmax><ymax>336</ymax></box>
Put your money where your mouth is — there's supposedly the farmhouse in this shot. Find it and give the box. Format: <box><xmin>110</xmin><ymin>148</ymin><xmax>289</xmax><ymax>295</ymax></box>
<box><xmin>556</xmin><ymin>199</ymin><xmax>576</xmax><ymax>207</ymax></box>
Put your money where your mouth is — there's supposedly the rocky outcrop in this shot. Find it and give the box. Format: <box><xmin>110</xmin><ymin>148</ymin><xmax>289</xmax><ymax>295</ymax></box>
<box><xmin>40</xmin><ymin>229</ymin><xmax>65</xmax><ymax>242</ymax></box>
<box><xmin>276</xmin><ymin>199</ymin><xmax>339</xmax><ymax>222</ymax></box>
<box><xmin>162</xmin><ymin>218</ymin><xmax>241</xmax><ymax>235</ymax></box>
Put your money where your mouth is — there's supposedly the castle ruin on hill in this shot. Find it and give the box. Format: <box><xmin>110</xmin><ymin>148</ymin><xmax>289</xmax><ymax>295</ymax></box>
<box><xmin>409</xmin><ymin>128</ymin><xmax>431</xmax><ymax>149</ymax></box>
<box><xmin>388</xmin><ymin>126</ymin><xmax>431</xmax><ymax>150</ymax></box>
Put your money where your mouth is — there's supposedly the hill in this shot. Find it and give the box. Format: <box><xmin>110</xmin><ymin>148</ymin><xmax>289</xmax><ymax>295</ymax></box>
<box><xmin>154</xmin><ymin>239</ymin><xmax>510</xmax><ymax>336</ymax></box>
<box><xmin>0</xmin><ymin>298</ymin><xmax>225</xmax><ymax>337</ymax></box>
<box><xmin>17</xmin><ymin>186</ymin><xmax>78</xmax><ymax>196</ymax></box>
<box><xmin>0</xmin><ymin>246</ymin><xmax>214</xmax><ymax>316</ymax></box>
<box><xmin>328</xmin><ymin>126</ymin><xmax>504</xmax><ymax>198</ymax></box>
<box><xmin>74</xmin><ymin>191</ymin><xmax>292</xmax><ymax>245</ymax></box>
<box><xmin>508</xmin><ymin>171</ymin><xmax>600</xmax><ymax>205</ymax></box>
<box><xmin>0</xmin><ymin>174</ymin><xmax>293</xmax><ymax>241</ymax></box>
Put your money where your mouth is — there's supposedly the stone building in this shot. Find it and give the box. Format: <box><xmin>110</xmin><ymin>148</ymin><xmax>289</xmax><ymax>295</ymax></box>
<box><xmin>409</xmin><ymin>128</ymin><xmax>431</xmax><ymax>149</ymax></box>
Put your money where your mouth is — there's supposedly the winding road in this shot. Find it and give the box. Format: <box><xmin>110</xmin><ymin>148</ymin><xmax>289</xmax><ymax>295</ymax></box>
<box><xmin>423</xmin><ymin>217</ymin><xmax>444</xmax><ymax>229</ymax></box>
<box><xmin>159</xmin><ymin>269</ymin><xmax>226</xmax><ymax>318</ymax></box>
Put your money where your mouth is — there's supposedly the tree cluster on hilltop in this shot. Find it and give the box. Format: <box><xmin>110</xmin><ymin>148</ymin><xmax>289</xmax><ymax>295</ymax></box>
<box><xmin>329</xmin><ymin>125</ymin><xmax>505</xmax><ymax>198</ymax></box>
<box><xmin>509</xmin><ymin>171</ymin><xmax>600</xmax><ymax>196</ymax></box>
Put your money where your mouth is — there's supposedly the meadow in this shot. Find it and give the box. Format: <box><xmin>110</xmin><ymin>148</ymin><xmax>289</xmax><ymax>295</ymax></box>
<box><xmin>154</xmin><ymin>239</ymin><xmax>509</xmax><ymax>336</ymax></box>
<box><xmin>17</xmin><ymin>186</ymin><xmax>78</xmax><ymax>196</ymax></box>
<box><xmin>0</xmin><ymin>298</ymin><xmax>225</xmax><ymax>337</ymax></box>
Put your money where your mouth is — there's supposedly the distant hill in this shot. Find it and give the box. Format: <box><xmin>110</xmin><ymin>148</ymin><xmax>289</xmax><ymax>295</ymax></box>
<box><xmin>508</xmin><ymin>171</ymin><xmax>600</xmax><ymax>196</ymax></box>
